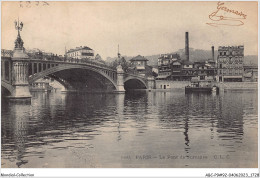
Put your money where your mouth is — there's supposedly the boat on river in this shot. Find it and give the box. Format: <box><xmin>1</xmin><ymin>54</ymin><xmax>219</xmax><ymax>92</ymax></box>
<box><xmin>185</xmin><ymin>78</ymin><xmax>219</xmax><ymax>94</ymax></box>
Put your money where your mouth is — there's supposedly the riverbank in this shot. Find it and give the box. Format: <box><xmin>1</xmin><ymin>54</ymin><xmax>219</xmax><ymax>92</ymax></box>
<box><xmin>216</xmin><ymin>82</ymin><xmax>258</xmax><ymax>90</ymax></box>
<box><xmin>155</xmin><ymin>80</ymin><xmax>258</xmax><ymax>90</ymax></box>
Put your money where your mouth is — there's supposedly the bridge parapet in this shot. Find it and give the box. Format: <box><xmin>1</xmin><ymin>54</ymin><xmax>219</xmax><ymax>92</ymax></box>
<box><xmin>29</xmin><ymin>57</ymin><xmax>115</xmax><ymax>72</ymax></box>
<box><xmin>1</xmin><ymin>49</ymin><xmax>13</xmax><ymax>58</ymax></box>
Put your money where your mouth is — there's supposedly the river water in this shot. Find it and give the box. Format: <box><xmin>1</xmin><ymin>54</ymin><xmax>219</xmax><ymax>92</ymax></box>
<box><xmin>1</xmin><ymin>89</ymin><xmax>258</xmax><ymax>168</ymax></box>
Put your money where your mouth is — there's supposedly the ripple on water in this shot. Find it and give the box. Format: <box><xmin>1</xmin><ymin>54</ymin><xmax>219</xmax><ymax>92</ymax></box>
<box><xmin>1</xmin><ymin>90</ymin><xmax>258</xmax><ymax>168</ymax></box>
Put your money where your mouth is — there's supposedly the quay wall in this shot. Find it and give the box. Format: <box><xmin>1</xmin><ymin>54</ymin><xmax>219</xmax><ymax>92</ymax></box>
<box><xmin>154</xmin><ymin>80</ymin><xmax>258</xmax><ymax>90</ymax></box>
<box><xmin>216</xmin><ymin>82</ymin><xmax>258</xmax><ymax>90</ymax></box>
<box><xmin>155</xmin><ymin>80</ymin><xmax>189</xmax><ymax>89</ymax></box>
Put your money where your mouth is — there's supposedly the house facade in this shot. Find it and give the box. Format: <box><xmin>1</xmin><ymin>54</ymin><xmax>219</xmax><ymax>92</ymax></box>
<box><xmin>217</xmin><ymin>46</ymin><xmax>244</xmax><ymax>82</ymax></box>
<box><xmin>157</xmin><ymin>53</ymin><xmax>180</xmax><ymax>80</ymax></box>
<box><xmin>66</xmin><ymin>46</ymin><xmax>95</xmax><ymax>60</ymax></box>
<box><xmin>129</xmin><ymin>55</ymin><xmax>149</xmax><ymax>76</ymax></box>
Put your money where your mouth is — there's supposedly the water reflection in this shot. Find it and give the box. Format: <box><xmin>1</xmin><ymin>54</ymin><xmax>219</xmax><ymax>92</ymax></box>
<box><xmin>1</xmin><ymin>90</ymin><xmax>258</xmax><ymax>168</ymax></box>
<box><xmin>1</xmin><ymin>102</ymin><xmax>31</xmax><ymax>167</ymax></box>
<box><xmin>116</xmin><ymin>94</ymin><xmax>125</xmax><ymax>141</ymax></box>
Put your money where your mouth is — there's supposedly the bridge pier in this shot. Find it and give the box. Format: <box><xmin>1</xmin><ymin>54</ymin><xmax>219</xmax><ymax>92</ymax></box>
<box><xmin>116</xmin><ymin>64</ymin><xmax>125</xmax><ymax>93</ymax></box>
<box><xmin>147</xmin><ymin>76</ymin><xmax>156</xmax><ymax>90</ymax></box>
<box><xmin>7</xmin><ymin>51</ymin><xmax>31</xmax><ymax>100</ymax></box>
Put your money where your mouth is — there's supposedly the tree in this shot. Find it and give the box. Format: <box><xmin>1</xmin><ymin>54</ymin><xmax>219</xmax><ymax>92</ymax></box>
<box><xmin>120</xmin><ymin>57</ymin><xmax>130</xmax><ymax>71</ymax></box>
<box><xmin>110</xmin><ymin>59</ymin><xmax>119</xmax><ymax>69</ymax></box>
<box><xmin>108</xmin><ymin>56</ymin><xmax>131</xmax><ymax>71</ymax></box>
<box><xmin>95</xmin><ymin>54</ymin><xmax>105</xmax><ymax>64</ymax></box>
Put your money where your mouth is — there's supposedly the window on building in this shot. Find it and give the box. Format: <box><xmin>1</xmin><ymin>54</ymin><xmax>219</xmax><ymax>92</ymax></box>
<box><xmin>163</xmin><ymin>60</ymin><xmax>168</xmax><ymax>65</ymax></box>
<box><xmin>227</xmin><ymin>51</ymin><xmax>230</xmax><ymax>55</ymax></box>
<box><xmin>229</xmin><ymin>57</ymin><xmax>232</xmax><ymax>63</ymax></box>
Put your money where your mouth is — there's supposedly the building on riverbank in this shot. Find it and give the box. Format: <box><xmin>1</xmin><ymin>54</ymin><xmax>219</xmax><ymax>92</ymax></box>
<box><xmin>157</xmin><ymin>53</ymin><xmax>181</xmax><ymax>80</ymax></box>
<box><xmin>194</xmin><ymin>60</ymin><xmax>216</xmax><ymax>80</ymax></box>
<box><xmin>157</xmin><ymin>54</ymin><xmax>216</xmax><ymax>81</ymax></box>
<box><xmin>217</xmin><ymin>45</ymin><xmax>244</xmax><ymax>82</ymax></box>
<box><xmin>129</xmin><ymin>55</ymin><xmax>151</xmax><ymax>76</ymax></box>
<box><xmin>156</xmin><ymin>32</ymin><xmax>217</xmax><ymax>81</ymax></box>
<box><xmin>244</xmin><ymin>65</ymin><xmax>258</xmax><ymax>82</ymax></box>
<box><xmin>66</xmin><ymin>46</ymin><xmax>95</xmax><ymax>60</ymax></box>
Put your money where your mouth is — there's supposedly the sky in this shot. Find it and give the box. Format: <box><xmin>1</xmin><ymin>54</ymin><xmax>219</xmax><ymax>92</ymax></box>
<box><xmin>1</xmin><ymin>1</ymin><xmax>258</xmax><ymax>60</ymax></box>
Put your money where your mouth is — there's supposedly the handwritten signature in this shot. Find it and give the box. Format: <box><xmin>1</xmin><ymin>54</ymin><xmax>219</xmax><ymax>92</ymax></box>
<box><xmin>19</xmin><ymin>1</ymin><xmax>49</xmax><ymax>8</ymax></box>
<box><xmin>206</xmin><ymin>2</ymin><xmax>247</xmax><ymax>27</ymax></box>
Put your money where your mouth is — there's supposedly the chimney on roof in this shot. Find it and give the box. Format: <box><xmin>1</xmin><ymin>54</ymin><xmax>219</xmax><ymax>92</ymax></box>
<box><xmin>185</xmin><ymin>32</ymin><xmax>189</xmax><ymax>61</ymax></box>
<box><xmin>211</xmin><ymin>46</ymin><xmax>214</xmax><ymax>61</ymax></box>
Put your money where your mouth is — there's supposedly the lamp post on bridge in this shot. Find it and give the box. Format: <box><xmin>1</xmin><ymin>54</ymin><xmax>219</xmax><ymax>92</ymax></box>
<box><xmin>8</xmin><ymin>19</ymin><xmax>31</xmax><ymax>100</ymax></box>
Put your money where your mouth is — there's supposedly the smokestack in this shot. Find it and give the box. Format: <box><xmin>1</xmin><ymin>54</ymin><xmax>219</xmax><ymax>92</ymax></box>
<box><xmin>185</xmin><ymin>32</ymin><xmax>189</xmax><ymax>61</ymax></box>
<box><xmin>211</xmin><ymin>46</ymin><xmax>214</xmax><ymax>61</ymax></box>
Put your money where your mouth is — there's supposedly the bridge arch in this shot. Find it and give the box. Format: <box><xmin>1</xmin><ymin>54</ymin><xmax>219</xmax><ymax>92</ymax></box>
<box><xmin>29</xmin><ymin>64</ymin><xmax>118</xmax><ymax>90</ymax></box>
<box><xmin>47</xmin><ymin>74</ymin><xmax>73</xmax><ymax>90</ymax></box>
<box><xmin>124</xmin><ymin>76</ymin><xmax>147</xmax><ymax>90</ymax></box>
<box><xmin>1</xmin><ymin>81</ymin><xmax>14</xmax><ymax>95</ymax></box>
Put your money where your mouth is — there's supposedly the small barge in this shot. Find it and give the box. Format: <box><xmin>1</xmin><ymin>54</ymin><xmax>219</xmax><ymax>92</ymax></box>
<box><xmin>185</xmin><ymin>79</ymin><xmax>219</xmax><ymax>94</ymax></box>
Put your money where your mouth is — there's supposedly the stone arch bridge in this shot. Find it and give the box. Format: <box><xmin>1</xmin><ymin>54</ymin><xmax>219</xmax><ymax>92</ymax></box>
<box><xmin>1</xmin><ymin>51</ymin><xmax>155</xmax><ymax>99</ymax></box>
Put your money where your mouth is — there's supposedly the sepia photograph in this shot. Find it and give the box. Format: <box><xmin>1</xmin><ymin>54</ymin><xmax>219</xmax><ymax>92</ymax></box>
<box><xmin>1</xmin><ymin>0</ymin><xmax>259</xmax><ymax>176</ymax></box>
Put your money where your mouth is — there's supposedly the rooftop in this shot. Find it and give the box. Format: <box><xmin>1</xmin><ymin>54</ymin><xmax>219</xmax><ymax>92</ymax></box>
<box><xmin>181</xmin><ymin>60</ymin><xmax>194</xmax><ymax>65</ymax></box>
<box><xmin>218</xmin><ymin>45</ymin><xmax>244</xmax><ymax>50</ymax></box>
<box><xmin>67</xmin><ymin>46</ymin><xmax>93</xmax><ymax>53</ymax></box>
<box><xmin>130</xmin><ymin>55</ymin><xmax>148</xmax><ymax>61</ymax></box>
<box><xmin>159</xmin><ymin>53</ymin><xmax>180</xmax><ymax>59</ymax></box>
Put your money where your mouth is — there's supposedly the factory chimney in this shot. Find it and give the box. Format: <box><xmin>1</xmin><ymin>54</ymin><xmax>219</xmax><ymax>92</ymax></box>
<box><xmin>211</xmin><ymin>46</ymin><xmax>214</xmax><ymax>61</ymax></box>
<box><xmin>185</xmin><ymin>32</ymin><xmax>189</xmax><ymax>61</ymax></box>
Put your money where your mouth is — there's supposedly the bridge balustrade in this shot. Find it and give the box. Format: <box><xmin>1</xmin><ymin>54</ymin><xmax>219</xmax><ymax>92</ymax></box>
<box><xmin>1</xmin><ymin>49</ymin><xmax>13</xmax><ymax>58</ymax></box>
<box><xmin>29</xmin><ymin>55</ymin><xmax>114</xmax><ymax>71</ymax></box>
